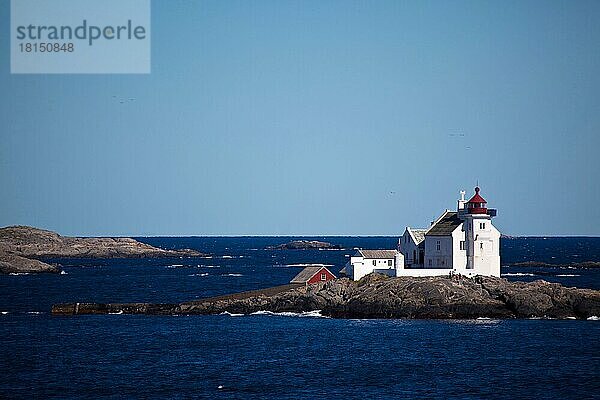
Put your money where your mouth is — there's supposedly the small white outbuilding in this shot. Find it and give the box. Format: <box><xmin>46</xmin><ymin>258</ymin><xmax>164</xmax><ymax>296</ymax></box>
<box><xmin>342</xmin><ymin>249</ymin><xmax>404</xmax><ymax>281</ymax></box>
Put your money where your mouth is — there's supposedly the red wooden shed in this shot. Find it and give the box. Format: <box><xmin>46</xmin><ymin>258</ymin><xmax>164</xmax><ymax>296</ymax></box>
<box><xmin>290</xmin><ymin>266</ymin><xmax>336</xmax><ymax>285</ymax></box>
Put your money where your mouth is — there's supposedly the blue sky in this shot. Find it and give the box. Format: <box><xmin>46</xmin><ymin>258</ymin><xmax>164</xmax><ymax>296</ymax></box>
<box><xmin>1</xmin><ymin>0</ymin><xmax>599</xmax><ymax>236</ymax></box>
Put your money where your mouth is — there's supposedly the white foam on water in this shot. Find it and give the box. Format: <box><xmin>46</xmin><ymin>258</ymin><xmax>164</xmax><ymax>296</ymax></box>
<box><xmin>280</xmin><ymin>263</ymin><xmax>334</xmax><ymax>268</ymax></box>
<box><xmin>189</xmin><ymin>273</ymin><xmax>209</xmax><ymax>277</ymax></box>
<box><xmin>60</xmin><ymin>271</ymin><xmax>68</xmax><ymax>275</ymax></box>
<box><xmin>108</xmin><ymin>311</ymin><xmax>124</xmax><ymax>315</ymax></box>
<box><xmin>27</xmin><ymin>312</ymin><xmax>43</xmax><ymax>315</ymax></box>
<box><xmin>587</xmin><ymin>316</ymin><xmax>599</xmax><ymax>321</ymax></box>
<box><xmin>222</xmin><ymin>273</ymin><xmax>243</xmax><ymax>277</ymax></box>
<box><xmin>166</xmin><ymin>264</ymin><xmax>184</xmax><ymax>268</ymax></box>
<box><xmin>555</xmin><ymin>274</ymin><xmax>580</xmax><ymax>277</ymax></box>
<box><xmin>9</xmin><ymin>273</ymin><xmax>30</xmax><ymax>276</ymax></box>
<box><xmin>221</xmin><ymin>255</ymin><xmax>233</xmax><ymax>259</ymax></box>
<box><xmin>566</xmin><ymin>316</ymin><xmax>577</xmax><ymax>320</ymax></box>
<box><xmin>1</xmin><ymin>311</ymin><xmax>8</xmax><ymax>315</ymax></box>
<box><xmin>250</xmin><ymin>310</ymin><xmax>328</xmax><ymax>318</ymax></box>
<box><xmin>501</xmin><ymin>273</ymin><xmax>536</xmax><ymax>277</ymax></box>
<box><xmin>198</xmin><ymin>265</ymin><xmax>220</xmax><ymax>268</ymax></box>
<box><xmin>219</xmin><ymin>311</ymin><xmax>244</xmax><ymax>317</ymax></box>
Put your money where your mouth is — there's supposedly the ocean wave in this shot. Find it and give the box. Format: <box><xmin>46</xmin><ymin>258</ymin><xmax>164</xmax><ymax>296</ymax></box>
<box><xmin>587</xmin><ymin>316</ymin><xmax>599</xmax><ymax>321</ymax></box>
<box><xmin>555</xmin><ymin>274</ymin><xmax>580</xmax><ymax>277</ymax></box>
<box><xmin>221</xmin><ymin>255</ymin><xmax>233</xmax><ymax>259</ymax></box>
<box><xmin>166</xmin><ymin>264</ymin><xmax>185</xmax><ymax>268</ymax></box>
<box><xmin>222</xmin><ymin>273</ymin><xmax>243</xmax><ymax>277</ymax></box>
<box><xmin>501</xmin><ymin>273</ymin><xmax>536</xmax><ymax>277</ymax></box>
<box><xmin>279</xmin><ymin>263</ymin><xmax>334</xmax><ymax>268</ymax></box>
<box><xmin>27</xmin><ymin>312</ymin><xmax>43</xmax><ymax>315</ymax></box>
<box><xmin>60</xmin><ymin>271</ymin><xmax>68</xmax><ymax>275</ymax></box>
<box><xmin>219</xmin><ymin>311</ymin><xmax>244</xmax><ymax>317</ymax></box>
<box><xmin>189</xmin><ymin>273</ymin><xmax>209</xmax><ymax>277</ymax></box>
<box><xmin>9</xmin><ymin>273</ymin><xmax>29</xmax><ymax>276</ymax></box>
<box><xmin>108</xmin><ymin>311</ymin><xmax>124</xmax><ymax>315</ymax></box>
<box><xmin>198</xmin><ymin>264</ymin><xmax>220</xmax><ymax>268</ymax></box>
<box><xmin>249</xmin><ymin>310</ymin><xmax>328</xmax><ymax>318</ymax></box>
<box><xmin>1</xmin><ymin>311</ymin><xmax>8</xmax><ymax>315</ymax></box>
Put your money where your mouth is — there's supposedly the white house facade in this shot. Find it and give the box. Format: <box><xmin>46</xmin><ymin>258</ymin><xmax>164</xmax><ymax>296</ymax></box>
<box><xmin>398</xmin><ymin>227</ymin><xmax>426</xmax><ymax>268</ymax></box>
<box><xmin>342</xmin><ymin>187</ymin><xmax>501</xmax><ymax>280</ymax></box>
<box><xmin>342</xmin><ymin>249</ymin><xmax>404</xmax><ymax>281</ymax></box>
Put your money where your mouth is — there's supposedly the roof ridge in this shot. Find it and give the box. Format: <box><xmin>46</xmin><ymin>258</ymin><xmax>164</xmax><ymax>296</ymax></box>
<box><xmin>425</xmin><ymin>209</ymin><xmax>450</xmax><ymax>235</ymax></box>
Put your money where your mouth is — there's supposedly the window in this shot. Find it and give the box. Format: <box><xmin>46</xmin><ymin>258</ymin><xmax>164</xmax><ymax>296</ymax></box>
<box><xmin>428</xmin><ymin>259</ymin><xmax>432</xmax><ymax>267</ymax></box>
<box><xmin>320</xmin><ymin>273</ymin><xmax>327</xmax><ymax>281</ymax></box>
<box><xmin>436</xmin><ymin>240</ymin><xmax>441</xmax><ymax>251</ymax></box>
<box><xmin>372</xmin><ymin>260</ymin><xmax>376</xmax><ymax>266</ymax></box>
<box><xmin>460</xmin><ymin>241</ymin><xmax>465</xmax><ymax>250</ymax></box>
<box><xmin>388</xmin><ymin>259</ymin><xmax>393</xmax><ymax>267</ymax></box>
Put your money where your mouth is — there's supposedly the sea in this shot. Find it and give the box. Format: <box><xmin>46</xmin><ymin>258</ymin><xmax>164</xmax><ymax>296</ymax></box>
<box><xmin>1</xmin><ymin>236</ymin><xmax>599</xmax><ymax>399</ymax></box>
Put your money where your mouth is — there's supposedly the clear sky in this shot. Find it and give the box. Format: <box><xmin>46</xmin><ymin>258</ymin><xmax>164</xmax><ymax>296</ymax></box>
<box><xmin>1</xmin><ymin>0</ymin><xmax>599</xmax><ymax>236</ymax></box>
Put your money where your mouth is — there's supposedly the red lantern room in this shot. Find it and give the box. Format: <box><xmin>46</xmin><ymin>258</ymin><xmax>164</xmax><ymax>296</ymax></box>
<box><xmin>466</xmin><ymin>187</ymin><xmax>488</xmax><ymax>214</ymax></box>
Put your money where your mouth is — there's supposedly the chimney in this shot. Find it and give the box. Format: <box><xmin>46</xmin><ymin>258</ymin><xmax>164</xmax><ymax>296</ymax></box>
<box><xmin>457</xmin><ymin>190</ymin><xmax>467</xmax><ymax>219</ymax></box>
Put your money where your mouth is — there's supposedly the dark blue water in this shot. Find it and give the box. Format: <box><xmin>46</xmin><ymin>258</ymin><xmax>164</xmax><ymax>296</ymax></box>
<box><xmin>1</xmin><ymin>237</ymin><xmax>599</xmax><ymax>399</ymax></box>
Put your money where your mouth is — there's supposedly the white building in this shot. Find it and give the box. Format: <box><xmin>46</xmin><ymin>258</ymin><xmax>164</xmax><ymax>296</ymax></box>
<box><xmin>398</xmin><ymin>227</ymin><xmax>426</xmax><ymax>268</ymax></box>
<box><xmin>342</xmin><ymin>249</ymin><xmax>404</xmax><ymax>281</ymax></box>
<box><xmin>342</xmin><ymin>187</ymin><xmax>501</xmax><ymax>280</ymax></box>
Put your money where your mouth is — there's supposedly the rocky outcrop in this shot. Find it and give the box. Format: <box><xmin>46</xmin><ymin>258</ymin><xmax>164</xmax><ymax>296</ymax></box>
<box><xmin>0</xmin><ymin>251</ymin><xmax>60</xmax><ymax>274</ymax></box>
<box><xmin>267</xmin><ymin>240</ymin><xmax>341</xmax><ymax>250</ymax></box>
<box><xmin>0</xmin><ymin>226</ymin><xmax>207</xmax><ymax>274</ymax></box>
<box><xmin>52</xmin><ymin>274</ymin><xmax>600</xmax><ymax>319</ymax></box>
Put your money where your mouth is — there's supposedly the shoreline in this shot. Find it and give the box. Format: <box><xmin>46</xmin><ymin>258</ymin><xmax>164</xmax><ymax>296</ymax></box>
<box><xmin>52</xmin><ymin>274</ymin><xmax>600</xmax><ymax>320</ymax></box>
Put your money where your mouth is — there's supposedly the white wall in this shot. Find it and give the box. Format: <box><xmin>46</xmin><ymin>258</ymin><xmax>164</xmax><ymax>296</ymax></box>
<box><xmin>398</xmin><ymin>229</ymin><xmax>421</xmax><ymax>267</ymax></box>
<box><xmin>452</xmin><ymin>228</ymin><xmax>467</xmax><ymax>271</ymax></box>
<box><xmin>349</xmin><ymin>255</ymin><xmax>397</xmax><ymax>281</ymax></box>
<box><xmin>463</xmin><ymin>215</ymin><xmax>501</xmax><ymax>277</ymax></box>
<box><xmin>424</xmin><ymin>235</ymin><xmax>454</xmax><ymax>269</ymax></box>
<box><xmin>395</xmin><ymin>267</ymin><xmax>453</xmax><ymax>277</ymax></box>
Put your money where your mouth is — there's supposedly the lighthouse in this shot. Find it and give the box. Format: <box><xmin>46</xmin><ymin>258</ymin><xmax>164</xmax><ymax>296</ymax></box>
<box><xmin>462</xmin><ymin>187</ymin><xmax>500</xmax><ymax>276</ymax></box>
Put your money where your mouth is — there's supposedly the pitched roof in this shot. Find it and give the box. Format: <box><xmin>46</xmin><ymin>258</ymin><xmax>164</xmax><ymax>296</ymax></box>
<box><xmin>290</xmin><ymin>266</ymin><xmax>333</xmax><ymax>284</ymax></box>
<box><xmin>357</xmin><ymin>249</ymin><xmax>398</xmax><ymax>259</ymax></box>
<box><xmin>467</xmin><ymin>187</ymin><xmax>487</xmax><ymax>204</ymax></box>
<box><xmin>408</xmin><ymin>228</ymin><xmax>427</xmax><ymax>244</ymax></box>
<box><xmin>426</xmin><ymin>211</ymin><xmax>463</xmax><ymax>236</ymax></box>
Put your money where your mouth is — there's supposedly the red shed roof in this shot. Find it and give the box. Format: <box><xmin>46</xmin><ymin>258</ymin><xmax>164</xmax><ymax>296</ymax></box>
<box><xmin>290</xmin><ymin>266</ymin><xmax>336</xmax><ymax>284</ymax></box>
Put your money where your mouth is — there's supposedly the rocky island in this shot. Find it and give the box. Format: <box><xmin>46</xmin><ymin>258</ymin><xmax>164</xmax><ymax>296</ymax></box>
<box><xmin>52</xmin><ymin>274</ymin><xmax>600</xmax><ymax>320</ymax></box>
<box><xmin>267</xmin><ymin>240</ymin><xmax>341</xmax><ymax>250</ymax></box>
<box><xmin>0</xmin><ymin>226</ymin><xmax>206</xmax><ymax>274</ymax></box>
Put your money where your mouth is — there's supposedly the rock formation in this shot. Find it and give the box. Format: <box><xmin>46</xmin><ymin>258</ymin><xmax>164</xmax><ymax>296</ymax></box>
<box><xmin>0</xmin><ymin>226</ymin><xmax>206</xmax><ymax>274</ymax></box>
<box><xmin>267</xmin><ymin>240</ymin><xmax>341</xmax><ymax>250</ymax></box>
<box><xmin>52</xmin><ymin>274</ymin><xmax>600</xmax><ymax>320</ymax></box>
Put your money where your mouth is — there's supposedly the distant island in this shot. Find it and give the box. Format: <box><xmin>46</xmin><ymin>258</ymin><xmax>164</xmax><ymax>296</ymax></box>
<box><xmin>53</xmin><ymin>273</ymin><xmax>600</xmax><ymax>320</ymax></box>
<box><xmin>0</xmin><ymin>226</ymin><xmax>206</xmax><ymax>274</ymax></box>
<box><xmin>266</xmin><ymin>240</ymin><xmax>341</xmax><ymax>250</ymax></box>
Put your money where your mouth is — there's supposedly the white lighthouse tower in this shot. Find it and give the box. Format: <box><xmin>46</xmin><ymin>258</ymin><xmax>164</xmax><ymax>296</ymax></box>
<box><xmin>462</xmin><ymin>187</ymin><xmax>500</xmax><ymax>276</ymax></box>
